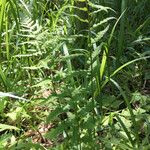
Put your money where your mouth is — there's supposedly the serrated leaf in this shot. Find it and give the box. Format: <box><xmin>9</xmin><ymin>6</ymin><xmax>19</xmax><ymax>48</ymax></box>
<box><xmin>46</xmin><ymin>107</ymin><xmax>63</xmax><ymax>123</ymax></box>
<box><xmin>45</xmin><ymin>121</ymin><xmax>70</xmax><ymax>140</ymax></box>
<box><xmin>91</xmin><ymin>25</ymin><xmax>109</xmax><ymax>44</ymax></box>
<box><xmin>32</xmin><ymin>79</ymin><xmax>52</xmax><ymax>88</ymax></box>
<box><xmin>91</xmin><ymin>17</ymin><xmax>115</xmax><ymax>30</ymax></box>
<box><xmin>89</xmin><ymin>2</ymin><xmax>114</xmax><ymax>13</ymax></box>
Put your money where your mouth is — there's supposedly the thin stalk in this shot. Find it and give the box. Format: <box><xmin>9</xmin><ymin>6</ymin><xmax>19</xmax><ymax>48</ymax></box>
<box><xmin>117</xmin><ymin>0</ymin><xmax>127</xmax><ymax>66</ymax></box>
<box><xmin>0</xmin><ymin>0</ymin><xmax>7</xmax><ymax>58</ymax></box>
<box><xmin>9</xmin><ymin>0</ymin><xmax>20</xmax><ymax>31</ymax></box>
<box><xmin>108</xmin><ymin>9</ymin><xmax>126</xmax><ymax>47</ymax></box>
<box><xmin>5</xmin><ymin>12</ymin><xmax>10</xmax><ymax>60</ymax></box>
<box><xmin>94</xmin><ymin>43</ymin><xmax>108</xmax><ymax>116</ymax></box>
<box><xmin>87</xmin><ymin>2</ymin><xmax>97</xmax><ymax>147</ymax></box>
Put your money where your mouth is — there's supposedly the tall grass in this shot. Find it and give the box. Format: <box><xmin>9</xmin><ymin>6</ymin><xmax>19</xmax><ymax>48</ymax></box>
<box><xmin>116</xmin><ymin>0</ymin><xmax>127</xmax><ymax>66</ymax></box>
<box><xmin>0</xmin><ymin>0</ymin><xmax>150</xmax><ymax>150</ymax></box>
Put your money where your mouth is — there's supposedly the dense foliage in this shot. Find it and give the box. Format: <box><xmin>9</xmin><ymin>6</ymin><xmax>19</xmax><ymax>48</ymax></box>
<box><xmin>0</xmin><ymin>0</ymin><xmax>150</xmax><ymax>149</ymax></box>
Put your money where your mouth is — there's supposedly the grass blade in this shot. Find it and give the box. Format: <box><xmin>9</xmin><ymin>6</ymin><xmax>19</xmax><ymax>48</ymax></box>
<box><xmin>115</xmin><ymin>114</ymin><xmax>135</xmax><ymax>147</ymax></box>
<box><xmin>110</xmin><ymin>78</ymin><xmax>139</xmax><ymax>146</ymax></box>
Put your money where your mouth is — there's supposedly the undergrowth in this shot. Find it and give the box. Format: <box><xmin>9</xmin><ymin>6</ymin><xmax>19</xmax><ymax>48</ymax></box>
<box><xmin>0</xmin><ymin>0</ymin><xmax>150</xmax><ymax>150</ymax></box>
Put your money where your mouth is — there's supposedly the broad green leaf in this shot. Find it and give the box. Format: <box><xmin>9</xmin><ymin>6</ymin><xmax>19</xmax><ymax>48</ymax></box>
<box><xmin>0</xmin><ymin>124</ymin><xmax>19</xmax><ymax>132</ymax></box>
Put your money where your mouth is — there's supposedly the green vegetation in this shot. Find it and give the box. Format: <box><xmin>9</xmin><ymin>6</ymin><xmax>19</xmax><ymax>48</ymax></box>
<box><xmin>0</xmin><ymin>0</ymin><xmax>150</xmax><ymax>149</ymax></box>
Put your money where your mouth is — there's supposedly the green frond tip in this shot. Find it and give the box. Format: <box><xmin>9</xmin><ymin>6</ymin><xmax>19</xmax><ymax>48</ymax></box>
<box><xmin>78</xmin><ymin>7</ymin><xmax>88</xmax><ymax>11</ymax></box>
<box><xmin>88</xmin><ymin>1</ymin><xmax>114</xmax><ymax>12</ymax></box>
<box><xmin>74</xmin><ymin>15</ymin><xmax>89</xmax><ymax>23</ymax></box>
<box><xmin>91</xmin><ymin>17</ymin><xmax>115</xmax><ymax>30</ymax></box>
<box><xmin>91</xmin><ymin>25</ymin><xmax>109</xmax><ymax>44</ymax></box>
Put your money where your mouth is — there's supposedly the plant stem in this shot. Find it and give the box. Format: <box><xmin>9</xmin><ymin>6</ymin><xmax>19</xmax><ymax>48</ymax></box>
<box><xmin>117</xmin><ymin>0</ymin><xmax>127</xmax><ymax>66</ymax></box>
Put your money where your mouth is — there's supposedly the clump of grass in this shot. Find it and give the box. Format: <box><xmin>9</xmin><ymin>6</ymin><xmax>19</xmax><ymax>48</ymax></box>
<box><xmin>0</xmin><ymin>0</ymin><xmax>150</xmax><ymax>150</ymax></box>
